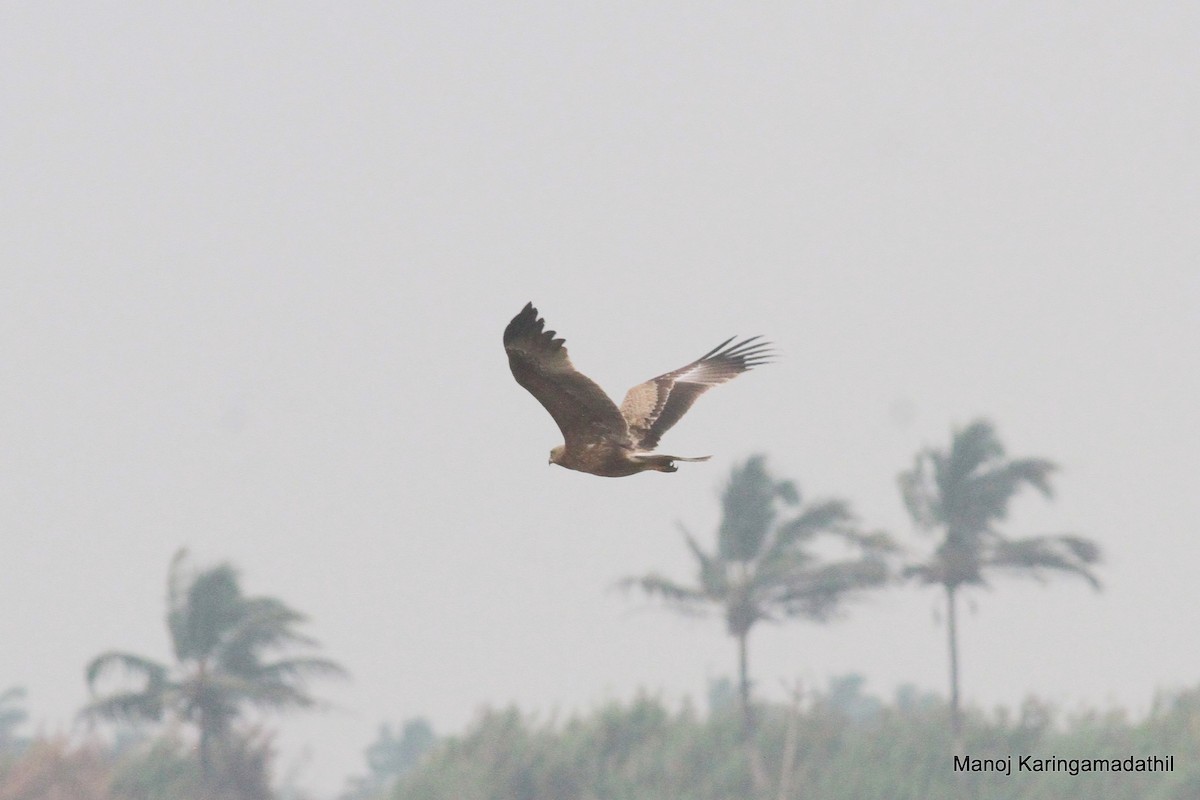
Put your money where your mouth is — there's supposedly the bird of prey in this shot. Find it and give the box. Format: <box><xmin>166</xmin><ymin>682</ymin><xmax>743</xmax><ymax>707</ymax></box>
<box><xmin>503</xmin><ymin>302</ymin><xmax>772</xmax><ymax>477</ymax></box>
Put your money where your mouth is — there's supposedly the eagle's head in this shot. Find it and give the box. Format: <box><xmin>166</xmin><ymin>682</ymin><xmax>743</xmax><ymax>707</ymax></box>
<box><xmin>548</xmin><ymin>445</ymin><xmax>565</xmax><ymax>466</ymax></box>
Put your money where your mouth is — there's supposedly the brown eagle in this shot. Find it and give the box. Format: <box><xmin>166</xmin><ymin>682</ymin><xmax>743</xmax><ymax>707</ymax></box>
<box><xmin>503</xmin><ymin>302</ymin><xmax>772</xmax><ymax>477</ymax></box>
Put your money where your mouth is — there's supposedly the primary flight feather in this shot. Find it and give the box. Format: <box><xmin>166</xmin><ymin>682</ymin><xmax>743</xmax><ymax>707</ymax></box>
<box><xmin>503</xmin><ymin>302</ymin><xmax>772</xmax><ymax>477</ymax></box>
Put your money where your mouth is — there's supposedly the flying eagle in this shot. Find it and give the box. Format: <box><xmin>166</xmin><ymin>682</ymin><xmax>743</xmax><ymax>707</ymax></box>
<box><xmin>503</xmin><ymin>302</ymin><xmax>772</xmax><ymax>477</ymax></box>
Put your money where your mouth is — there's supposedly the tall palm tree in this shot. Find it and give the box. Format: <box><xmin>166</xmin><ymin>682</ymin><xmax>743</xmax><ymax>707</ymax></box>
<box><xmin>624</xmin><ymin>455</ymin><xmax>894</xmax><ymax>732</ymax></box>
<box><xmin>83</xmin><ymin>549</ymin><xmax>346</xmax><ymax>780</ymax></box>
<box><xmin>898</xmin><ymin>419</ymin><xmax>1101</xmax><ymax>745</ymax></box>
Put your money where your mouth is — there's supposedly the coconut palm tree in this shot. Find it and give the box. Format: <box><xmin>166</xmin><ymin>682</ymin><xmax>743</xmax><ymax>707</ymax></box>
<box><xmin>898</xmin><ymin>419</ymin><xmax>1101</xmax><ymax>746</ymax></box>
<box><xmin>83</xmin><ymin>549</ymin><xmax>346</xmax><ymax>781</ymax></box>
<box><xmin>624</xmin><ymin>455</ymin><xmax>894</xmax><ymax>733</ymax></box>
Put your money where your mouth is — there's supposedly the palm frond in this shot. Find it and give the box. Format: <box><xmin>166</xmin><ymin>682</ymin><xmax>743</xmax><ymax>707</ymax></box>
<box><xmin>254</xmin><ymin>657</ymin><xmax>349</xmax><ymax>684</ymax></box>
<box><xmin>619</xmin><ymin>574</ymin><xmax>711</xmax><ymax>615</ymax></box>
<box><xmin>998</xmin><ymin>458</ymin><xmax>1057</xmax><ymax>499</ymax></box>
<box><xmin>182</xmin><ymin>562</ymin><xmax>245</xmax><ymax>659</ymax></box>
<box><xmin>774</xmin><ymin>477</ymin><xmax>800</xmax><ymax>506</ymax></box>
<box><xmin>752</xmin><ymin>548</ymin><xmax>812</xmax><ymax>585</ymax></box>
<box><xmin>80</xmin><ymin>690</ymin><xmax>167</xmax><ymax>722</ymax></box>
<box><xmin>1057</xmin><ymin>534</ymin><xmax>1103</xmax><ymax>564</ymax></box>
<box><xmin>167</xmin><ymin>557</ymin><xmax>187</xmax><ymax>661</ymax></box>
<box><xmin>85</xmin><ymin>651</ymin><xmax>170</xmax><ymax>691</ymax></box>
<box><xmin>242</xmin><ymin>682</ymin><xmax>316</xmax><ymax>710</ymax></box>
<box><xmin>845</xmin><ymin>529</ymin><xmax>902</xmax><ymax>553</ymax></box>
<box><xmin>770</xmin><ymin>499</ymin><xmax>854</xmax><ymax>552</ymax></box>
<box><xmin>898</xmin><ymin>453</ymin><xmax>941</xmax><ymax>530</ymax></box>
<box><xmin>963</xmin><ymin>458</ymin><xmax>1057</xmax><ymax>523</ymax></box>
<box><xmin>177</xmin><ymin>673</ymin><xmax>252</xmax><ymax>728</ymax></box>
<box><xmin>718</xmin><ymin>455</ymin><xmax>793</xmax><ymax>562</ymax></box>
<box><xmin>945</xmin><ymin>420</ymin><xmax>1004</xmax><ymax>484</ymax></box>
<box><xmin>238</xmin><ymin>659</ymin><xmax>348</xmax><ymax>712</ymax></box>
<box><xmin>901</xmin><ymin>562</ymin><xmax>937</xmax><ymax>583</ymax></box>
<box><xmin>219</xmin><ymin>598</ymin><xmax>316</xmax><ymax>674</ymax></box>
<box><xmin>986</xmin><ymin>535</ymin><xmax>1102</xmax><ymax>589</ymax></box>
<box><xmin>779</xmin><ymin>557</ymin><xmax>890</xmax><ymax>619</ymax></box>
<box><xmin>680</xmin><ymin>526</ymin><xmax>728</xmax><ymax>597</ymax></box>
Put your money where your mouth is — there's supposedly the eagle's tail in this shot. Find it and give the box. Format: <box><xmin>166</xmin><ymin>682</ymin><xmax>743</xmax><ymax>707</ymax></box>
<box><xmin>632</xmin><ymin>453</ymin><xmax>711</xmax><ymax>473</ymax></box>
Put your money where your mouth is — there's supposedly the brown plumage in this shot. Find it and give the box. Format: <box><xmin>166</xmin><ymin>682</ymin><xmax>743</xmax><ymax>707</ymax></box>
<box><xmin>503</xmin><ymin>302</ymin><xmax>772</xmax><ymax>477</ymax></box>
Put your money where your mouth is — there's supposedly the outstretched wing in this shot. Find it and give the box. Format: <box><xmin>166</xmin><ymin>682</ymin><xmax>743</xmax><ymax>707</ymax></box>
<box><xmin>503</xmin><ymin>303</ymin><xmax>631</xmax><ymax>447</ymax></box>
<box><xmin>619</xmin><ymin>336</ymin><xmax>772</xmax><ymax>450</ymax></box>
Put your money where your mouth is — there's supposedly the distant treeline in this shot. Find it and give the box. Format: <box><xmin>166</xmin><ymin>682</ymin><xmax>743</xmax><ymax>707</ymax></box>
<box><xmin>380</xmin><ymin>683</ymin><xmax>1200</xmax><ymax>800</ymax></box>
<box><xmin>4</xmin><ymin>679</ymin><xmax>1198</xmax><ymax>799</ymax></box>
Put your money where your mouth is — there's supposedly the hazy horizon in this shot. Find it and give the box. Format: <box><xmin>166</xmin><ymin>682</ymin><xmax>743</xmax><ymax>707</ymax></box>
<box><xmin>3</xmin><ymin>3</ymin><xmax>1197</xmax><ymax>796</ymax></box>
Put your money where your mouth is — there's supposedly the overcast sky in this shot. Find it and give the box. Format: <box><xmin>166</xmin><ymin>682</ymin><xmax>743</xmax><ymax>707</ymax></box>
<box><xmin>3</xmin><ymin>3</ymin><xmax>1198</xmax><ymax>796</ymax></box>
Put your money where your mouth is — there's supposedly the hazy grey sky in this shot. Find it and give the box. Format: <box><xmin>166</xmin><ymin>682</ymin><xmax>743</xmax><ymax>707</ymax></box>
<box><xmin>3</xmin><ymin>3</ymin><xmax>1197</xmax><ymax>796</ymax></box>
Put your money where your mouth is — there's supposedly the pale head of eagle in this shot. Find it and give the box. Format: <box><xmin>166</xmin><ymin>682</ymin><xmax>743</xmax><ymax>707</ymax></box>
<box><xmin>549</xmin><ymin>444</ymin><xmax>566</xmax><ymax>466</ymax></box>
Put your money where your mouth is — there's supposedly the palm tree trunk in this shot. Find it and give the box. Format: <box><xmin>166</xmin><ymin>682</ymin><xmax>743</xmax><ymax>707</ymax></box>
<box><xmin>735</xmin><ymin>629</ymin><xmax>770</xmax><ymax>796</ymax></box>
<box><xmin>199</xmin><ymin>721</ymin><xmax>212</xmax><ymax>781</ymax></box>
<box><xmin>775</xmin><ymin>681</ymin><xmax>803</xmax><ymax>800</ymax></box>
<box><xmin>946</xmin><ymin>585</ymin><xmax>963</xmax><ymax>755</ymax></box>
<box><xmin>737</xmin><ymin>629</ymin><xmax>752</xmax><ymax>733</ymax></box>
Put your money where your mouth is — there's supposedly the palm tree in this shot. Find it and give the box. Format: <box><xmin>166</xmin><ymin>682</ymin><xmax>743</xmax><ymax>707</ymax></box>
<box><xmin>83</xmin><ymin>549</ymin><xmax>346</xmax><ymax>781</ymax></box>
<box><xmin>624</xmin><ymin>455</ymin><xmax>894</xmax><ymax>733</ymax></box>
<box><xmin>898</xmin><ymin>419</ymin><xmax>1101</xmax><ymax>746</ymax></box>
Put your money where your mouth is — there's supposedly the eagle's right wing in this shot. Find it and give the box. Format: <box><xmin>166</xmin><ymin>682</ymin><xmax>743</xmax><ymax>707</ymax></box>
<box><xmin>503</xmin><ymin>303</ymin><xmax>630</xmax><ymax>447</ymax></box>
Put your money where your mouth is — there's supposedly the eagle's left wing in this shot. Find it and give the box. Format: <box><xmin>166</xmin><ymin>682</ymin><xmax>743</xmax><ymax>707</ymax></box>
<box><xmin>619</xmin><ymin>336</ymin><xmax>772</xmax><ymax>450</ymax></box>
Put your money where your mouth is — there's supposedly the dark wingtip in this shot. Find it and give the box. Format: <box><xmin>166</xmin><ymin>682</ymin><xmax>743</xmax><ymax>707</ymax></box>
<box><xmin>703</xmin><ymin>335</ymin><xmax>776</xmax><ymax>369</ymax></box>
<box><xmin>504</xmin><ymin>302</ymin><xmax>568</xmax><ymax>355</ymax></box>
<box><xmin>504</xmin><ymin>302</ymin><xmax>542</xmax><ymax>345</ymax></box>
<box><xmin>734</xmin><ymin>336</ymin><xmax>776</xmax><ymax>369</ymax></box>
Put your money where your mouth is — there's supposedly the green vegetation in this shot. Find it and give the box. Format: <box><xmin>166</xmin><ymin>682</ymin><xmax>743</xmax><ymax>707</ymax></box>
<box><xmin>381</xmin><ymin>681</ymin><xmax>1200</xmax><ymax>800</ymax></box>
<box><xmin>5</xmin><ymin>683</ymin><xmax>1198</xmax><ymax>799</ymax></box>
<box><xmin>343</xmin><ymin>719</ymin><xmax>437</xmax><ymax>800</ymax></box>
<box><xmin>0</xmin><ymin>730</ymin><xmax>275</xmax><ymax>800</ymax></box>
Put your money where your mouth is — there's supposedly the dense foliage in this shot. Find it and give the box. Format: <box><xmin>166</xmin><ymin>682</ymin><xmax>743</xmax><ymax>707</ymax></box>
<box><xmin>3</xmin><ymin>684</ymin><xmax>1197</xmax><ymax>799</ymax></box>
<box><xmin>0</xmin><ymin>730</ymin><xmax>275</xmax><ymax>800</ymax></box>
<box><xmin>382</xmin><ymin>684</ymin><xmax>1200</xmax><ymax>800</ymax></box>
